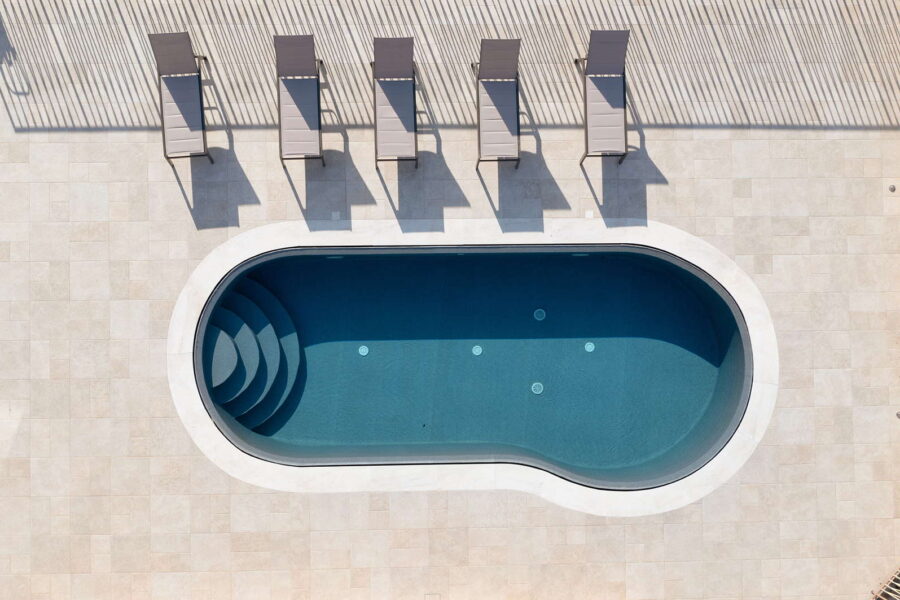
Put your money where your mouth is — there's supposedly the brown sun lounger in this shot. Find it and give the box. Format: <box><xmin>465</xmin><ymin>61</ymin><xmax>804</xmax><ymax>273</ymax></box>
<box><xmin>148</xmin><ymin>32</ymin><xmax>212</xmax><ymax>162</ymax></box>
<box><xmin>472</xmin><ymin>39</ymin><xmax>521</xmax><ymax>170</ymax></box>
<box><xmin>371</xmin><ymin>37</ymin><xmax>417</xmax><ymax>168</ymax></box>
<box><xmin>575</xmin><ymin>30</ymin><xmax>630</xmax><ymax>165</ymax></box>
<box><xmin>274</xmin><ymin>35</ymin><xmax>325</xmax><ymax>165</ymax></box>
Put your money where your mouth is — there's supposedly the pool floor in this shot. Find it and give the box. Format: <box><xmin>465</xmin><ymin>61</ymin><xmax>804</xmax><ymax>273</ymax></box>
<box><xmin>199</xmin><ymin>250</ymin><xmax>746</xmax><ymax>488</ymax></box>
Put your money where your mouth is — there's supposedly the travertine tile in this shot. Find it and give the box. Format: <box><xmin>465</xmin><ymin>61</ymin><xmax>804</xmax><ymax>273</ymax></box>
<box><xmin>0</xmin><ymin>0</ymin><xmax>897</xmax><ymax>597</ymax></box>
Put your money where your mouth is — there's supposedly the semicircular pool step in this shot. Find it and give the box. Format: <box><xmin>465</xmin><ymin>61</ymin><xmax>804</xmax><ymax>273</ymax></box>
<box><xmin>234</xmin><ymin>277</ymin><xmax>304</xmax><ymax>432</ymax></box>
<box><xmin>217</xmin><ymin>292</ymin><xmax>282</xmax><ymax>416</ymax></box>
<box><xmin>203</xmin><ymin>325</ymin><xmax>239</xmax><ymax>388</ymax></box>
<box><xmin>207</xmin><ymin>308</ymin><xmax>259</xmax><ymax>404</ymax></box>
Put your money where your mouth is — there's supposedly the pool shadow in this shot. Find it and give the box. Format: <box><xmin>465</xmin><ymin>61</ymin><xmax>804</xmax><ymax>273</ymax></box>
<box><xmin>252</xmin><ymin>252</ymin><xmax>736</xmax><ymax>368</ymax></box>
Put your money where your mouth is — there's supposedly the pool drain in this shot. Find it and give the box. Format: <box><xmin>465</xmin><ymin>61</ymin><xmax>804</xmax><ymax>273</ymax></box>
<box><xmin>531</xmin><ymin>382</ymin><xmax>544</xmax><ymax>395</ymax></box>
<box><xmin>584</xmin><ymin>342</ymin><xmax>595</xmax><ymax>352</ymax></box>
<box><xmin>472</xmin><ymin>345</ymin><xmax>483</xmax><ymax>356</ymax></box>
<box><xmin>358</xmin><ymin>345</ymin><xmax>369</xmax><ymax>356</ymax></box>
<box><xmin>533</xmin><ymin>308</ymin><xmax>546</xmax><ymax>321</ymax></box>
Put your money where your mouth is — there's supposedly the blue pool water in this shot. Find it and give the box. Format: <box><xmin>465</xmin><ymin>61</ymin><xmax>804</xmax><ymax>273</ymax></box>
<box><xmin>196</xmin><ymin>247</ymin><xmax>750</xmax><ymax>490</ymax></box>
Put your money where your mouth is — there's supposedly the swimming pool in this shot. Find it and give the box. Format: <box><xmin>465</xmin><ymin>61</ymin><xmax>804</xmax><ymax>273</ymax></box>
<box><xmin>193</xmin><ymin>245</ymin><xmax>751</xmax><ymax>491</ymax></box>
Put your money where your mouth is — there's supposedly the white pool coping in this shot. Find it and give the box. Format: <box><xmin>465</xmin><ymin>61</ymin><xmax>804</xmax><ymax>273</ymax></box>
<box><xmin>167</xmin><ymin>218</ymin><xmax>778</xmax><ymax>517</ymax></box>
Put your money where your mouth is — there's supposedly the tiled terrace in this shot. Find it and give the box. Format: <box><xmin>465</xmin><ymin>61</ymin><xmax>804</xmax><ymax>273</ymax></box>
<box><xmin>0</xmin><ymin>0</ymin><xmax>898</xmax><ymax>598</ymax></box>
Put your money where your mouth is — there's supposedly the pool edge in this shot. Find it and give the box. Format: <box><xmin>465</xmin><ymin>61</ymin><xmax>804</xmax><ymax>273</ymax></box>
<box><xmin>167</xmin><ymin>218</ymin><xmax>779</xmax><ymax>517</ymax></box>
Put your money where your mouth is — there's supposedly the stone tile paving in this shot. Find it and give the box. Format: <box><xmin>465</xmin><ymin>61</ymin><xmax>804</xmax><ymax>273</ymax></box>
<box><xmin>0</xmin><ymin>0</ymin><xmax>897</xmax><ymax>598</ymax></box>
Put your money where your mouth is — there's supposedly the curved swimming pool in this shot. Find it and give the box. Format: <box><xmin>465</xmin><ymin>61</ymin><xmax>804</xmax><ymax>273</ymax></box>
<box><xmin>193</xmin><ymin>245</ymin><xmax>751</xmax><ymax>491</ymax></box>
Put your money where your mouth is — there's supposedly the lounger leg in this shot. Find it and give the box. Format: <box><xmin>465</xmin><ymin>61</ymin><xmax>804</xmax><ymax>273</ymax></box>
<box><xmin>475</xmin><ymin>159</ymin><xmax>481</xmax><ymax>172</ymax></box>
<box><xmin>515</xmin><ymin>158</ymin><xmax>520</xmax><ymax>170</ymax></box>
<box><xmin>207</xmin><ymin>153</ymin><xmax>214</xmax><ymax>164</ymax></box>
<box><xmin>414</xmin><ymin>157</ymin><xmax>418</xmax><ymax>169</ymax></box>
<box><xmin>617</xmin><ymin>153</ymin><xmax>626</xmax><ymax>165</ymax></box>
<box><xmin>579</xmin><ymin>153</ymin><xmax>587</xmax><ymax>167</ymax></box>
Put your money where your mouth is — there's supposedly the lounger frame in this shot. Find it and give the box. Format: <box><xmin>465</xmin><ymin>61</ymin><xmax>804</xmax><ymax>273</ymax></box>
<box><xmin>575</xmin><ymin>57</ymin><xmax>627</xmax><ymax>166</ymax></box>
<box><xmin>277</xmin><ymin>59</ymin><xmax>326</xmax><ymax>167</ymax></box>
<box><xmin>471</xmin><ymin>62</ymin><xmax>520</xmax><ymax>171</ymax></box>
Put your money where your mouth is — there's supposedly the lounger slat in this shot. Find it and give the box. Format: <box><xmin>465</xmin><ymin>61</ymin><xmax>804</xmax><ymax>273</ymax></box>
<box><xmin>478</xmin><ymin>81</ymin><xmax>518</xmax><ymax>159</ymax></box>
<box><xmin>160</xmin><ymin>75</ymin><xmax>205</xmax><ymax>156</ymax></box>
<box><xmin>279</xmin><ymin>78</ymin><xmax>321</xmax><ymax>158</ymax></box>
<box><xmin>375</xmin><ymin>79</ymin><xmax>416</xmax><ymax>159</ymax></box>
<box><xmin>586</xmin><ymin>76</ymin><xmax>626</xmax><ymax>155</ymax></box>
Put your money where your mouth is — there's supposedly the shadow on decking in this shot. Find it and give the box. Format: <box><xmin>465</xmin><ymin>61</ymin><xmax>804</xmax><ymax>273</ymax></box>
<box><xmin>0</xmin><ymin>0</ymin><xmax>897</xmax><ymax>232</ymax></box>
<box><xmin>0</xmin><ymin>0</ymin><xmax>897</xmax><ymax>132</ymax></box>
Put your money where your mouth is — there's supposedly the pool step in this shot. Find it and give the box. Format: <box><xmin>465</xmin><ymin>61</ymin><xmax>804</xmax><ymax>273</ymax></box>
<box><xmin>208</xmin><ymin>308</ymin><xmax>259</xmax><ymax>403</ymax></box>
<box><xmin>204</xmin><ymin>325</ymin><xmax>238</xmax><ymax>388</ymax></box>
<box><xmin>233</xmin><ymin>278</ymin><xmax>303</xmax><ymax>432</ymax></box>
<box><xmin>219</xmin><ymin>292</ymin><xmax>280</xmax><ymax>416</ymax></box>
<box><xmin>202</xmin><ymin>277</ymin><xmax>304</xmax><ymax>434</ymax></box>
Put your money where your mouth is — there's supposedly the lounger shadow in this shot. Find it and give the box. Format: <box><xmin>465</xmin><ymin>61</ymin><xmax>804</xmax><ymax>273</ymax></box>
<box><xmin>148</xmin><ymin>32</ymin><xmax>213</xmax><ymax>163</ymax></box>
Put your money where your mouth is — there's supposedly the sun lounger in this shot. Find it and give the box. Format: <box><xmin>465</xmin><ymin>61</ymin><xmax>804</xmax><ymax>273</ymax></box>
<box><xmin>472</xmin><ymin>39</ymin><xmax>521</xmax><ymax>170</ymax></box>
<box><xmin>274</xmin><ymin>35</ymin><xmax>325</xmax><ymax>165</ymax></box>
<box><xmin>148</xmin><ymin>32</ymin><xmax>212</xmax><ymax>162</ymax></box>
<box><xmin>575</xmin><ymin>30</ymin><xmax>630</xmax><ymax>165</ymax></box>
<box><xmin>372</xmin><ymin>37</ymin><xmax>417</xmax><ymax>168</ymax></box>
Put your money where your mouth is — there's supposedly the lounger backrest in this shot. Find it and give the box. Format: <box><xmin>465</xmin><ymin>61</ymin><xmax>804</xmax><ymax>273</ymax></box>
<box><xmin>476</xmin><ymin>39</ymin><xmax>521</xmax><ymax>160</ymax></box>
<box><xmin>373</xmin><ymin>38</ymin><xmax>416</xmax><ymax>159</ymax></box>
<box><xmin>583</xmin><ymin>30</ymin><xmax>629</xmax><ymax>156</ymax></box>
<box><xmin>373</xmin><ymin>37</ymin><xmax>414</xmax><ymax>79</ymax></box>
<box><xmin>148</xmin><ymin>33</ymin><xmax>205</xmax><ymax>158</ymax></box>
<box><xmin>148</xmin><ymin>32</ymin><xmax>199</xmax><ymax>77</ymax></box>
<box><xmin>274</xmin><ymin>35</ymin><xmax>321</xmax><ymax>158</ymax></box>
<box><xmin>477</xmin><ymin>39</ymin><xmax>520</xmax><ymax>80</ymax></box>
<box><xmin>274</xmin><ymin>35</ymin><xmax>317</xmax><ymax>77</ymax></box>
<box><xmin>585</xmin><ymin>30</ymin><xmax>629</xmax><ymax>76</ymax></box>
